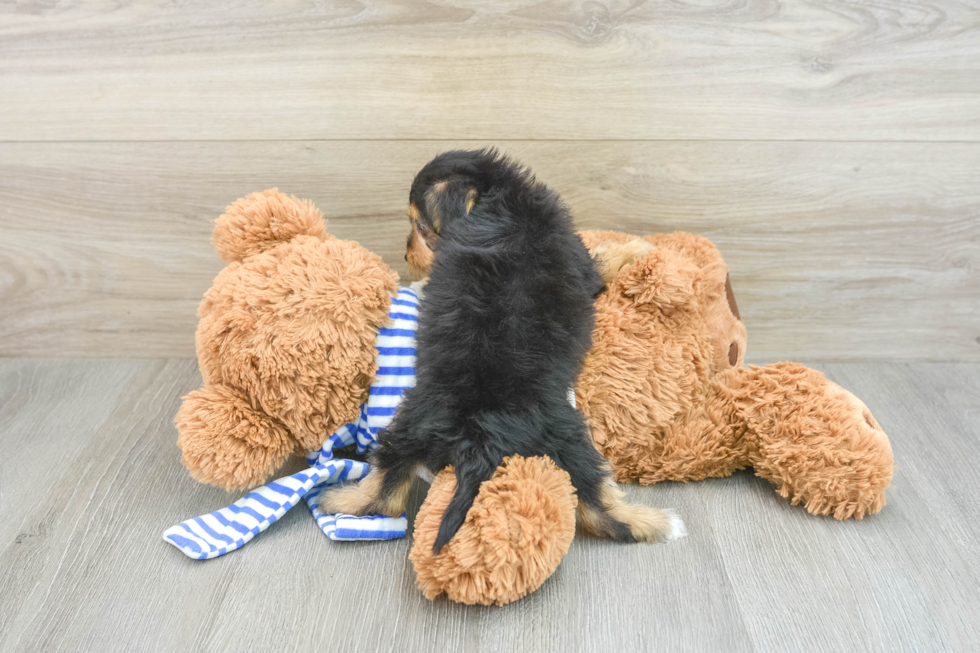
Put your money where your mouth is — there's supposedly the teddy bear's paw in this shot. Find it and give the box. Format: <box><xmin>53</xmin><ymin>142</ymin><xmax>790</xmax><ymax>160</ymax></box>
<box><xmin>410</xmin><ymin>455</ymin><xmax>578</xmax><ymax>606</ymax></box>
<box><xmin>175</xmin><ymin>384</ymin><xmax>296</xmax><ymax>490</ymax></box>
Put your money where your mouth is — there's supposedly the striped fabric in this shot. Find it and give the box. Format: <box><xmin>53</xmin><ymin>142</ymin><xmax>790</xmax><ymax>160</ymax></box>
<box><xmin>163</xmin><ymin>286</ymin><xmax>420</xmax><ymax>560</ymax></box>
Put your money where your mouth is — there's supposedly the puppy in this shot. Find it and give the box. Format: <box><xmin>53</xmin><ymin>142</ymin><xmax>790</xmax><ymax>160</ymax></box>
<box><xmin>321</xmin><ymin>149</ymin><xmax>684</xmax><ymax>553</ymax></box>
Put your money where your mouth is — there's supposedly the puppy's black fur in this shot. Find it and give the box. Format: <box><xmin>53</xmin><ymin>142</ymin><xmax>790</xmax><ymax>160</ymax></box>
<box><xmin>372</xmin><ymin>149</ymin><xmax>634</xmax><ymax>553</ymax></box>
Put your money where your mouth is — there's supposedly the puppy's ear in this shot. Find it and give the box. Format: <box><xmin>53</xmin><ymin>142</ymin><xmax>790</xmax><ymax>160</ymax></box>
<box><xmin>424</xmin><ymin>180</ymin><xmax>478</xmax><ymax>234</ymax></box>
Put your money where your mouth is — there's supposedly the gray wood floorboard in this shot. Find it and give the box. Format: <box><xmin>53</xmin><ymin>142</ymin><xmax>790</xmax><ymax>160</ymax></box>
<box><xmin>0</xmin><ymin>359</ymin><xmax>977</xmax><ymax>652</ymax></box>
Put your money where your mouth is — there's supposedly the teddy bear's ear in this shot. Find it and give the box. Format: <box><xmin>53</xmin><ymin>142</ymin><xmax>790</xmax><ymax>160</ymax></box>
<box><xmin>212</xmin><ymin>189</ymin><xmax>327</xmax><ymax>263</ymax></box>
<box><xmin>613</xmin><ymin>245</ymin><xmax>702</xmax><ymax>312</ymax></box>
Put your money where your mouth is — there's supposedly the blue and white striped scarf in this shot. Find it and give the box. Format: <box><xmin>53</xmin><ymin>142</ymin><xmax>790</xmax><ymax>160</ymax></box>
<box><xmin>163</xmin><ymin>286</ymin><xmax>421</xmax><ymax>560</ymax></box>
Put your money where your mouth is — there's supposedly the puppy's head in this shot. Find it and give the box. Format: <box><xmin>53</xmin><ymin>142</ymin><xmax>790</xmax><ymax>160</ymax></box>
<box><xmin>404</xmin><ymin>149</ymin><xmax>510</xmax><ymax>280</ymax></box>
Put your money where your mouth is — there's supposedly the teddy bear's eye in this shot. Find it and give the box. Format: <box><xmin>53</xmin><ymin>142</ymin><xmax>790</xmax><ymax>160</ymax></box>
<box><xmin>725</xmin><ymin>274</ymin><xmax>740</xmax><ymax>320</ymax></box>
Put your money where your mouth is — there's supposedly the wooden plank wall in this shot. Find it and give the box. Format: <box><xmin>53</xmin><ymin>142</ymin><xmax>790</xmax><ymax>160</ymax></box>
<box><xmin>1</xmin><ymin>1</ymin><xmax>978</xmax><ymax>360</ymax></box>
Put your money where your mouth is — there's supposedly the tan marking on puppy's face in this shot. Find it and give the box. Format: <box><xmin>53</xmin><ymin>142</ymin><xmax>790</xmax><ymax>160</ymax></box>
<box><xmin>424</xmin><ymin>181</ymin><xmax>450</xmax><ymax>232</ymax></box>
<box><xmin>406</xmin><ymin>202</ymin><xmax>435</xmax><ymax>281</ymax></box>
<box><xmin>403</xmin><ymin>183</ymin><xmax>478</xmax><ymax>281</ymax></box>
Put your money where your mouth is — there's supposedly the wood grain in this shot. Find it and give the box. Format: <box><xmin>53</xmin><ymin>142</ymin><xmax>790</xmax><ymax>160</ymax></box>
<box><xmin>711</xmin><ymin>361</ymin><xmax>980</xmax><ymax>653</ymax></box>
<box><xmin>1</xmin><ymin>140</ymin><xmax>977</xmax><ymax>360</ymax></box>
<box><xmin>2</xmin><ymin>359</ymin><xmax>979</xmax><ymax>652</ymax></box>
<box><xmin>0</xmin><ymin>1</ymin><xmax>978</xmax><ymax>141</ymax></box>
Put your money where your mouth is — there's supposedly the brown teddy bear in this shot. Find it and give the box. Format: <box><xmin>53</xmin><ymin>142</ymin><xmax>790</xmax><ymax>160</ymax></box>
<box><xmin>175</xmin><ymin>188</ymin><xmax>400</xmax><ymax>490</ymax></box>
<box><xmin>171</xmin><ymin>189</ymin><xmax>893</xmax><ymax>606</ymax></box>
<box><xmin>576</xmin><ymin>230</ymin><xmax>894</xmax><ymax>521</ymax></box>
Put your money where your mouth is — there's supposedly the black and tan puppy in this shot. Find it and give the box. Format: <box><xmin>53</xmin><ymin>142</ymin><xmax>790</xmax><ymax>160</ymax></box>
<box><xmin>321</xmin><ymin>149</ymin><xmax>684</xmax><ymax>553</ymax></box>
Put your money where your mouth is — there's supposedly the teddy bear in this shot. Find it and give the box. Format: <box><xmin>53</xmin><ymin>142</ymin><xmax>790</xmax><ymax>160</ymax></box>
<box><xmin>167</xmin><ymin>189</ymin><xmax>893</xmax><ymax>606</ymax></box>
<box><xmin>174</xmin><ymin>188</ymin><xmax>399</xmax><ymax>491</ymax></box>
<box><xmin>575</xmin><ymin>230</ymin><xmax>894</xmax><ymax>521</ymax></box>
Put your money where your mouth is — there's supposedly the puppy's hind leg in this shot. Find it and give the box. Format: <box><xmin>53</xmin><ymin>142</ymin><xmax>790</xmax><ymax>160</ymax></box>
<box><xmin>579</xmin><ymin>473</ymin><xmax>686</xmax><ymax>543</ymax></box>
<box><xmin>318</xmin><ymin>455</ymin><xmax>414</xmax><ymax>518</ymax></box>
<box><xmin>560</xmin><ymin>437</ymin><xmax>686</xmax><ymax>543</ymax></box>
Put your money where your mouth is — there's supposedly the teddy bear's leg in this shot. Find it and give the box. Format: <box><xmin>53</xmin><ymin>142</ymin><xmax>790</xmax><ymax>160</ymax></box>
<box><xmin>730</xmin><ymin>363</ymin><xmax>895</xmax><ymax>520</ymax></box>
<box><xmin>175</xmin><ymin>383</ymin><xmax>297</xmax><ymax>491</ymax></box>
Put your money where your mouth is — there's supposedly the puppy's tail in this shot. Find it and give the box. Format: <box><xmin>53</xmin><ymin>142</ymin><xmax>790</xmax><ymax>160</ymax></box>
<box><xmin>432</xmin><ymin>449</ymin><xmax>498</xmax><ymax>555</ymax></box>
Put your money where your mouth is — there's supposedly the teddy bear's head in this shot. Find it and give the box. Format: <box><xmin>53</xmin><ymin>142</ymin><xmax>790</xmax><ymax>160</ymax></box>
<box><xmin>575</xmin><ymin>230</ymin><xmax>748</xmax><ymax>481</ymax></box>
<box><xmin>644</xmin><ymin>231</ymin><xmax>747</xmax><ymax>374</ymax></box>
<box><xmin>177</xmin><ymin>190</ymin><xmax>399</xmax><ymax>490</ymax></box>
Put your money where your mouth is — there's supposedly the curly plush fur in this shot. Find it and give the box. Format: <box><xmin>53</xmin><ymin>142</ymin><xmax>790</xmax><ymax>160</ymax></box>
<box><xmin>176</xmin><ymin>189</ymin><xmax>398</xmax><ymax>490</ymax></box>
<box><xmin>410</xmin><ymin>455</ymin><xmax>577</xmax><ymax>606</ymax></box>
<box><xmin>576</xmin><ymin>230</ymin><xmax>893</xmax><ymax>519</ymax></box>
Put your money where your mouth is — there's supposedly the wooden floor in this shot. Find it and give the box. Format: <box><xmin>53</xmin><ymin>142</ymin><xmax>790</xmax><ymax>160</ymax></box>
<box><xmin>0</xmin><ymin>358</ymin><xmax>978</xmax><ymax>652</ymax></box>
